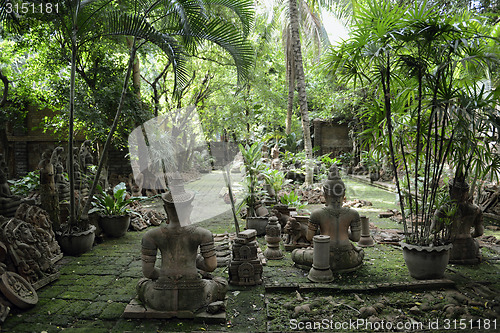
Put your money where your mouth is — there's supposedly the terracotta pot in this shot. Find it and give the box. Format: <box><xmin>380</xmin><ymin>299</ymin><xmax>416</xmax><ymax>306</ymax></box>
<box><xmin>56</xmin><ymin>225</ymin><xmax>96</xmax><ymax>256</ymax></box>
<box><xmin>246</xmin><ymin>217</ymin><xmax>268</xmax><ymax>236</ymax></box>
<box><xmin>99</xmin><ymin>215</ymin><xmax>131</xmax><ymax>238</ymax></box>
<box><xmin>401</xmin><ymin>242</ymin><xmax>452</xmax><ymax>280</ymax></box>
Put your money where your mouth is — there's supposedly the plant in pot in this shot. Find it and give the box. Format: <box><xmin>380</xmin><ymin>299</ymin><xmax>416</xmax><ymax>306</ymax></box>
<box><xmin>238</xmin><ymin>142</ymin><xmax>268</xmax><ymax>235</ymax></box>
<box><xmin>262</xmin><ymin>168</ymin><xmax>290</xmax><ymax>205</ymax></box>
<box><xmin>330</xmin><ymin>0</ymin><xmax>494</xmax><ymax>279</ymax></box>
<box><xmin>89</xmin><ymin>182</ymin><xmax>142</xmax><ymax>238</ymax></box>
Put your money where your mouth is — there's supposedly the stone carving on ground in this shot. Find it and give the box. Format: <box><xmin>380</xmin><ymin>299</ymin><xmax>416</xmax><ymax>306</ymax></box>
<box><xmin>229</xmin><ymin>229</ymin><xmax>263</xmax><ymax>286</ymax></box>
<box><xmin>291</xmin><ymin>165</ymin><xmax>364</xmax><ymax>273</ymax></box>
<box><xmin>127</xmin><ymin>199</ymin><xmax>164</xmax><ymax>231</ymax></box>
<box><xmin>283</xmin><ymin>217</ymin><xmax>310</xmax><ymax>251</ymax></box>
<box><xmin>0</xmin><ymin>208</ymin><xmax>60</xmax><ymax>290</ymax></box>
<box><xmin>0</xmin><ymin>271</ymin><xmax>38</xmax><ymax>309</ymax></box>
<box><xmin>15</xmin><ymin>203</ymin><xmax>62</xmax><ymax>265</ymax></box>
<box><xmin>126</xmin><ymin>174</ymin><xmax>227</xmax><ymax>319</ymax></box>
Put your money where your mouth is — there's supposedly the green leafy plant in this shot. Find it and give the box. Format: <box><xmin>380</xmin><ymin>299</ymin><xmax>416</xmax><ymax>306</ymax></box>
<box><xmin>238</xmin><ymin>142</ymin><xmax>266</xmax><ymax>217</ymax></box>
<box><xmin>262</xmin><ymin>168</ymin><xmax>290</xmax><ymax>202</ymax></box>
<box><xmin>280</xmin><ymin>191</ymin><xmax>306</xmax><ymax>210</ymax></box>
<box><xmin>89</xmin><ymin>182</ymin><xmax>142</xmax><ymax>217</ymax></box>
<box><xmin>329</xmin><ymin>0</ymin><xmax>496</xmax><ymax>245</ymax></box>
<box><xmin>8</xmin><ymin>170</ymin><xmax>40</xmax><ymax>196</ymax></box>
<box><xmin>361</xmin><ymin>150</ymin><xmax>382</xmax><ymax>173</ymax></box>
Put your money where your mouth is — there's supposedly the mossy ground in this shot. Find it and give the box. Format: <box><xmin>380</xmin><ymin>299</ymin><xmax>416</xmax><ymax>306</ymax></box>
<box><xmin>1</xmin><ymin>178</ymin><xmax>499</xmax><ymax>332</ymax></box>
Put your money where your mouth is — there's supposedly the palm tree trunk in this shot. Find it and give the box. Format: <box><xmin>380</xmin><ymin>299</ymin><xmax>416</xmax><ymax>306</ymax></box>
<box><xmin>289</xmin><ymin>0</ymin><xmax>313</xmax><ymax>184</ymax></box>
<box><xmin>126</xmin><ymin>37</ymin><xmax>141</xmax><ymax>98</ymax></box>
<box><xmin>285</xmin><ymin>56</ymin><xmax>294</xmax><ymax>135</ymax></box>
<box><xmin>68</xmin><ymin>37</ymin><xmax>77</xmax><ymax>227</ymax></box>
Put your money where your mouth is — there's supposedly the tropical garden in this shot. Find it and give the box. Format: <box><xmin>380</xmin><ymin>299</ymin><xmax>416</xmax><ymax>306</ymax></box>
<box><xmin>0</xmin><ymin>0</ymin><xmax>499</xmax><ymax>332</ymax></box>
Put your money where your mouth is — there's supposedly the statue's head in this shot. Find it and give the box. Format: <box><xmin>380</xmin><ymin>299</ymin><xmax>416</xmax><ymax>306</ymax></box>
<box><xmin>449</xmin><ymin>177</ymin><xmax>469</xmax><ymax>202</ymax></box>
<box><xmin>323</xmin><ymin>165</ymin><xmax>345</xmax><ymax>203</ymax></box>
<box><xmin>162</xmin><ymin>172</ymin><xmax>195</xmax><ymax>225</ymax></box>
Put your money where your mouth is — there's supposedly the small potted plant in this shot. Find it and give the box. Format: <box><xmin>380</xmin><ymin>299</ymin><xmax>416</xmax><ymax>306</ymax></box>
<box><xmin>238</xmin><ymin>142</ymin><xmax>268</xmax><ymax>235</ymax></box>
<box><xmin>262</xmin><ymin>168</ymin><xmax>289</xmax><ymax>205</ymax></box>
<box><xmin>89</xmin><ymin>182</ymin><xmax>142</xmax><ymax>238</ymax></box>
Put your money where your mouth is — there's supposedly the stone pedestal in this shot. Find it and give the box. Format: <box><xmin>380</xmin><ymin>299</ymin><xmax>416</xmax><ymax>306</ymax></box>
<box><xmin>308</xmin><ymin>235</ymin><xmax>333</xmax><ymax>283</ymax></box>
<box><xmin>229</xmin><ymin>229</ymin><xmax>263</xmax><ymax>286</ymax></box>
<box><xmin>358</xmin><ymin>216</ymin><xmax>375</xmax><ymax>247</ymax></box>
<box><xmin>264</xmin><ymin>217</ymin><xmax>283</xmax><ymax>260</ymax></box>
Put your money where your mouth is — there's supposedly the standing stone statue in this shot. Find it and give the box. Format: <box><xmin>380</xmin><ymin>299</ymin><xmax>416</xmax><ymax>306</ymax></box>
<box><xmin>291</xmin><ymin>165</ymin><xmax>364</xmax><ymax>273</ymax></box>
<box><xmin>38</xmin><ymin>149</ymin><xmax>60</xmax><ymax>231</ymax></box>
<box><xmin>0</xmin><ymin>167</ymin><xmax>22</xmax><ymax>218</ymax></box>
<box><xmin>431</xmin><ymin>177</ymin><xmax>483</xmax><ymax>264</ymax></box>
<box><xmin>135</xmin><ymin>174</ymin><xmax>227</xmax><ymax>315</ymax></box>
<box><xmin>270</xmin><ymin>144</ymin><xmax>282</xmax><ymax>170</ymax></box>
<box><xmin>51</xmin><ymin>147</ymin><xmax>70</xmax><ymax>203</ymax></box>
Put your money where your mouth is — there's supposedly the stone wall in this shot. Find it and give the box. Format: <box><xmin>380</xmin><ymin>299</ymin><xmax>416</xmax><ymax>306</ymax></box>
<box><xmin>313</xmin><ymin>118</ymin><xmax>352</xmax><ymax>157</ymax></box>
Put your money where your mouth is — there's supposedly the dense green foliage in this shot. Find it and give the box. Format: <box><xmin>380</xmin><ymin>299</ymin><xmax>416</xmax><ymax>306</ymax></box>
<box><xmin>326</xmin><ymin>0</ymin><xmax>499</xmax><ymax>245</ymax></box>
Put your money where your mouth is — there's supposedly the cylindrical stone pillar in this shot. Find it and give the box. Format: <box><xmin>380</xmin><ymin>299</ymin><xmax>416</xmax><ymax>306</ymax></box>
<box><xmin>358</xmin><ymin>216</ymin><xmax>375</xmax><ymax>247</ymax></box>
<box><xmin>308</xmin><ymin>235</ymin><xmax>333</xmax><ymax>282</ymax></box>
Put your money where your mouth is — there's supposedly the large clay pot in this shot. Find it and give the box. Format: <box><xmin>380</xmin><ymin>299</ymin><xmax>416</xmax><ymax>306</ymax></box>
<box><xmin>246</xmin><ymin>217</ymin><xmax>268</xmax><ymax>236</ymax></box>
<box><xmin>56</xmin><ymin>225</ymin><xmax>96</xmax><ymax>256</ymax></box>
<box><xmin>401</xmin><ymin>242</ymin><xmax>452</xmax><ymax>280</ymax></box>
<box><xmin>99</xmin><ymin>215</ymin><xmax>131</xmax><ymax>238</ymax></box>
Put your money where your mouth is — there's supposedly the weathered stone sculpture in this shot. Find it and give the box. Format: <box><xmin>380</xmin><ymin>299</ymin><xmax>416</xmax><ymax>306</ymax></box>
<box><xmin>38</xmin><ymin>149</ymin><xmax>60</xmax><ymax>230</ymax></box>
<box><xmin>229</xmin><ymin>229</ymin><xmax>263</xmax><ymax>286</ymax></box>
<box><xmin>51</xmin><ymin>147</ymin><xmax>70</xmax><ymax>203</ymax></box>
<box><xmin>270</xmin><ymin>144</ymin><xmax>282</xmax><ymax>170</ymax></box>
<box><xmin>0</xmin><ymin>166</ymin><xmax>22</xmax><ymax>218</ymax></box>
<box><xmin>283</xmin><ymin>217</ymin><xmax>310</xmax><ymax>251</ymax></box>
<box><xmin>0</xmin><ymin>211</ymin><xmax>60</xmax><ymax>290</ymax></box>
<box><xmin>15</xmin><ymin>204</ymin><xmax>62</xmax><ymax>265</ymax></box>
<box><xmin>264</xmin><ymin>216</ymin><xmax>283</xmax><ymax>260</ymax></box>
<box><xmin>291</xmin><ymin>165</ymin><xmax>364</xmax><ymax>273</ymax></box>
<box><xmin>133</xmin><ymin>176</ymin><xmax>227</xmax><ymax>318</ymax></box>
<box><xmin>79</xmin><ymin>140</ymin><xmax>94</xmax><ymax>174</ymax></box>
<box><xmin>432</xmin><ymin>178</ymin><xmax>483</xmax><ymax>264</ymax></box>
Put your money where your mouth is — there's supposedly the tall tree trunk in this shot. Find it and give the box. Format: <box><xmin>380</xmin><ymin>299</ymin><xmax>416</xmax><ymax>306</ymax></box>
<box><xmin>285</xmin><ymin>54</ymin><xmax>294</xmax><ymax>135</ymax></box>
<box><xmin>0</xmin><ymin>69</ymin><xmax>10</xmax><ymax>161</ymax></box>
<box><xmin>127</xmin><ymin>37</ymin><xmax>141</xmax><ymax>98</ymax></box>
<box><xmin>289</xmin><ymin>0</ymin><xmax>313</xmax><ymax>184</ymax></box>
<box><xmin>68</xmin><ymin>37</ymin><xmax>77</xmax><ymax>227</ymax></box>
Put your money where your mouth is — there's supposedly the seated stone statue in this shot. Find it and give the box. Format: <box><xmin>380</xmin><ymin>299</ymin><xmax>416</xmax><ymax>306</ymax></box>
<box><xmin>431</xmin><ymin>177</ymin><xmax>483</xmax><ymax>264</ymax></box>
<box><xmin>292</xmin><ymin>165</ymin><xmax>364</xmax><ymax>272</ymax></box>
<box><xmin>136</xmin><ymin>175</ymin><xmax>226</xmax><ymax>314</ymax></box>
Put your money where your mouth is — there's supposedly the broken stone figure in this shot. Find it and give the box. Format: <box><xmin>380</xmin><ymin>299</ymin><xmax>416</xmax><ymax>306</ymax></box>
<box><xmin>136</xmin><ymin>175</ymin><xmax>227</xmax><ymax>316</ymax></box>
<box><xmin>291</xmin><ymin>165</ymin><xmax>364</xmax><ymax>272</ymax></box>
<box><xmin>431</xmin><ymin>178</ymin><xmax>483</xmax><ymax>265</ymax></box>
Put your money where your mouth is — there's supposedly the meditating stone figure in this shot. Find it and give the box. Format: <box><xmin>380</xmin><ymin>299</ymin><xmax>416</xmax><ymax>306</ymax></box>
<box><xmin>136</xmin><ymin>175</ymin><xmax>227</xmax><ymax>314</ymax></box>
<box><xmin>292</xmin><ymin>165</ymin><xmax>364</xmax><ymax>272</ymax></box>
<box><xmin>431</xmin><ymin>177</ymin><xmax>483</xmax><ymax>264</ymax></box>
